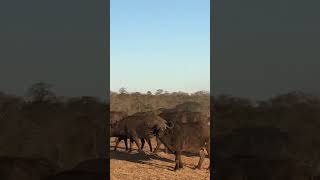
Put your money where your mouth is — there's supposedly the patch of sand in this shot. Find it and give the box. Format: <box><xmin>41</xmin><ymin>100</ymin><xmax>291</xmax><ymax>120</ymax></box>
<box><xmin>110</xmin><ymin>138</ymin><xmax>210</xmax><ymax>180</ymax></box>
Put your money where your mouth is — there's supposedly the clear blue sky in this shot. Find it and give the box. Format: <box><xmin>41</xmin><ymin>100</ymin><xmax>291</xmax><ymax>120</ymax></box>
<box><xmin>110</xmin><ymin>0</ymin><xmax>210</xmax><ymax>93</ymax></box>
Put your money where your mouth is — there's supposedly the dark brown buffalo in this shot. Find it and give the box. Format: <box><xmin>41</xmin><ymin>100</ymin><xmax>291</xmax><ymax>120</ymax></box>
<box><xmin>125</xmin><ymin>111</ymin><xmax>165</xmax><ymax>152</ymax></box>
<box><xmin>110</xmin><ymin>111</ymin><xmax>127</xmax><ymax>125</ymax></box>
<box><xmin>159</xmin><ymin>111</ymin><xmax>209</xmax><ymax>124</ymax></box>
<box><xmin>110</xmin><ymin>111</ymin><xmax>130</xmax><ymax>151</ymax></box>
<box><xmin>114</xmin><ymin>112</ymin><xmax>168</xmax><ymax>153</ymax></box>
<box><xmin>154</xmin><ymin>120</ymin><xmax>210</xmax><ymax>171</ymax></box>
<box><xmin>110</xmin><ymin>112</ymin><xmax>148</xmax><ymax>152</ymax></box>
<box><xmin>153</xmin><ymin>111</ymin><xmax>209</xmax><ymax>154</ymax></box>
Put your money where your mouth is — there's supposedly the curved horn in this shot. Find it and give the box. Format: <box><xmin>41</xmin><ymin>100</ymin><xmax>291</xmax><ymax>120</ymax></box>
<box><xmin>167</xmin><ymin>121</ymin><xmax>174</xmax><ymax>129</ymax></box>
<box><xmin>163</xmin><ymin>124</ymin><xmax>168</xmax><ymax>129</ymax></box>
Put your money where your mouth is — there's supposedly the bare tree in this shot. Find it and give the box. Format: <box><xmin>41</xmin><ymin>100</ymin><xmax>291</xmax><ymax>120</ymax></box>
<box><xmin>118</xmin><ymin>88</ymin><xmax>128</xmax><ymax>95</ymax></box>
<box><xmin>146</xmin><ymin>91</ymin><xmax>152</xmax><ymax>96</ymax></box>
<box><xmin>155</xmin><ymin>89</ymin><xmax>164</xmax><ymax>95</ymax></box>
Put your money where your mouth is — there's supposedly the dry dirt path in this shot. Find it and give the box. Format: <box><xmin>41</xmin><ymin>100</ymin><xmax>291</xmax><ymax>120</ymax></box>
<box><xmin>110</xmin><ymin>138</ymin><xmax>210</xmax><ymax>180</ymax></box>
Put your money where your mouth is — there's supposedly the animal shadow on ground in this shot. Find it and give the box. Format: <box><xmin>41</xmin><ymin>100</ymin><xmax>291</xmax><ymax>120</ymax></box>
<box><xmin>110</xmin><ymin>144</ymin><xmax>208</xmax><ymax>157</ymax></box>
<box><xmin>110</xmin><ymin>145</ymin><xmax>210</xmax><ymax>171</ymax></box>
<box><xmin>110</xmin><ymin>149</ymin><xmax>176</xmax><ymax>171</ymax></box>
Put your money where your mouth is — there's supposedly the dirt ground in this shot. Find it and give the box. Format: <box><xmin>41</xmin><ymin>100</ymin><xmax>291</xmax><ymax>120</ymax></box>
<box><xmin>110</xmin><ymin>137</ymin><xmax>210</xmax><ymax>180</ymax></box>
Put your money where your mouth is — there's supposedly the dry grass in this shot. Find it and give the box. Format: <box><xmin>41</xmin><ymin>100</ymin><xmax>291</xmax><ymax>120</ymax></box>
<box><xmin>110</xmin><ymin>138</ymin><xmax>210</xmax><ymax>180</ymax></box>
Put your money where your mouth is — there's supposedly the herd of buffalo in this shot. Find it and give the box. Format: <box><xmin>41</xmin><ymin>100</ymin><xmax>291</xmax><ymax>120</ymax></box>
<box><xmin>110</xmin><ymin>103</ymin><xmax>211</xmax><ymax>171</ymax></box>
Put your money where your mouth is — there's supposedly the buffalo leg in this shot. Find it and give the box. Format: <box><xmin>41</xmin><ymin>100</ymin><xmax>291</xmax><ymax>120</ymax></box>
<box><xmin>153</xmin><ymin>137</ymin><xmax>162</xmax><ymax>154</ymax></box>
<box><xmin>140</xmin><ymin>138</ymin><xmax>145</xmax><ymax>150</ymax></box>
<box><xmin>174</xmin><ymin>151</ymin><xmax>182</xmax><ymax>170</ymax></box>
<box><xmin>132</xmin><ymin>136</ymin><xmax>143</xmax><ymax>152</ymax></box>
<box><xmin>174</xmin><ymin>152</ymin><xmax>179</xmax><ymax>170</ymax></box>
<box><xmin>196</xmin><ymin>149</ymin><xmax>206</xmax><ymax>169</ymax></box>
<box><xmin>114</xmin><ymin>138</ymin><xmax>120</xmax><ymax>151</ymax></box>
<box><xmin>147</xmin><ymin>139</ymin><xmax>152</xmax><ymax>152</ymax></box>
<box><xmin>129</xmin><ymin>138</ymin><xmax>133</xmax><ymax>152</ymax></box>
<box><xmin>124</xmin><ymin>137</ymin><xmax>128</xmax><ymax>151</ymax></box>
<box><xmin>154</xmin><ymin>138</ymin><xmax>169</xmax><ymax>154</ymax></box>
<box><xmin>178</xmin><ymin>152</ymin><xmax>183</xmax><ymax>168</ymax></box>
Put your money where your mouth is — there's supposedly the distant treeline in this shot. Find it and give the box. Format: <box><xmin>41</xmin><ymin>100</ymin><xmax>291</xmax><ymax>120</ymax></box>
<box><xmin>110</xmin><ymin>88</ymin><xmax>210</xmax><ymax>115</ymax></box>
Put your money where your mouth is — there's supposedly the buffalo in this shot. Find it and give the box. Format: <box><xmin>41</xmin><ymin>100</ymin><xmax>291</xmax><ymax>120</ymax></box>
<box><xmin>110</xmin><ymin>111</ymin><xmax>127</xmax><ymax>125</ymax></box>
<box><xmin>113</xmin><ymin>112</ymin><xmax>168</xmax><ymax>153</ymax></box>
<box><xmin>153</xmin><ymin>111</ymin><xmax>209</xmax><ymax>154</ymax></box>
<box><xmin>154</xmin><ymin>120</ymin><xmax>210</xmax><ymax>170</ymax></box>
<box><xmin>110</xmin><ymin>111</ymin><xmax>158</xmax><ymax>152</ymax></box>
<box><xmin>110</xmin><ymin>111</ymin><xmax>131</xmax><ymax>151</ymax></box>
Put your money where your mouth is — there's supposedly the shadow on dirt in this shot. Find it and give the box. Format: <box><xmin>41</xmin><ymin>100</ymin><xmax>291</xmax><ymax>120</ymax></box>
<box><xmin>110</xmin><ymin>150</ymin><xmax>174</xmax><ymax>163</ymax></box>
<box><xmin>110</xmin><ymin>149</ymin><xmax>210</xmax><ymax>171</ymax></box>
<box><xmin>110</xmin><ymin>145</ymin><xmax>180</xmax><ymax>170</ymax></box>
<box><xmin>110</xmin><ymin>150</ymin><xmax>177</xmax><ymax>171</ymax></box>
<box><xmin>110</xmin><ymin>144</ymin><xmax>210</xmax><ymax>171</ymax></box>
<box><xmin>110</xmin><ymin>145</ymin><xmax>208</xmax><ymax>158</ymax></box>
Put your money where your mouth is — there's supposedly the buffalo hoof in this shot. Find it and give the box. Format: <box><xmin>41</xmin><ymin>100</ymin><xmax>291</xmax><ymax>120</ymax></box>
<box><xmin>174</xmin><ymin>165</ymin><xmax>182</xmax><ymax>171</ymax></box>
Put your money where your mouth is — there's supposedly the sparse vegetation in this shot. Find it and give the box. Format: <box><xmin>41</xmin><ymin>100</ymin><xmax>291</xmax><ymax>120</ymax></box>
<box><xmin>110</xmin><ymin>88</ymin><xmax>210</xmax><ymax>115</ymax></box>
